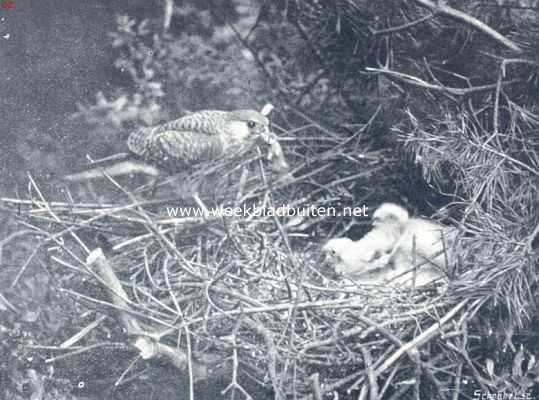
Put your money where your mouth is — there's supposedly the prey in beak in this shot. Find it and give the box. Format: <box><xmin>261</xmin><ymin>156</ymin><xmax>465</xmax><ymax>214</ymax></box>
<box><xmin>259</xmin><ymin>103</ymin><xmax>290</xmax><ymax>177</ymax></box>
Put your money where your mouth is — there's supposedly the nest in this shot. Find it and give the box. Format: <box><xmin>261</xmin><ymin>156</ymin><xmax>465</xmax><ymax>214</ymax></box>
<box><xmin>2</xmin><ymin>112</ymin><xmax>539</xmax><ymax>399</ymax></box>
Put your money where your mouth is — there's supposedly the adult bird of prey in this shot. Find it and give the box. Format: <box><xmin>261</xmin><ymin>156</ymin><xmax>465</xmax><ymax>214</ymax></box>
<box><xmin>61</xmin><ymin>107</ymin><xmax>289</xmax><ymax>210</ymax></box>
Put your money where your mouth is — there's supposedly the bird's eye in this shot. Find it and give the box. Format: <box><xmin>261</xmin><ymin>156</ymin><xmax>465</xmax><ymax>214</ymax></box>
<box><xmin>329</xmin><ymin>249</ymin><xmax>337</xmax><ymax>256</ymax></box>
<box><xmin>247</xmin><ymin>121</ymin><xmax>256</xmax><ymax>129</ymax></box>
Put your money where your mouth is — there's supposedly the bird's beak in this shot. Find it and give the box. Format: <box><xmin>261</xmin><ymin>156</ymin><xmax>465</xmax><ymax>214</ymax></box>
<box><xmin>322</xmin><ymin>250</ymin><xmax>343</xmax><ymax>279</ymax></box>
<box><xmin>259</xmin><ymin>125</ymin><xmax>272</xmax><ymax>144</ymax></box>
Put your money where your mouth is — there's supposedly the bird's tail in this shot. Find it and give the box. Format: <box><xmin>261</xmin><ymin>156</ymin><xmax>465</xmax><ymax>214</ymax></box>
<box><xmin>61</xmin><ymin>160</ymin><xmax>160</xmax><ymax>182</ymax></box>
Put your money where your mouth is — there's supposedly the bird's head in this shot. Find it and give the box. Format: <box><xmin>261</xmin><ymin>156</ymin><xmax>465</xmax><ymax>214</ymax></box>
<box><xmin>226</xmin><ymin>109</ymin><xmax>272</xmax><ymax>143</ymax></box>
<box><xmin>372</xmin><ymin>203</ymin><xmax>409</xmax><ymax>230</ymax></box>
<box><xmin>227</xmin><ymin>109</ymin><xmax>290</xmax><ymax>175</ymax></box>
<box><xmin>322</xmin><ymin>238</ymin><xmax>353</xmax><ymax>277</ymax></box>
<box><xmin>323</xmin><ymin>236</ymin><xmax>392</xmax><ymax>279</ymax></box>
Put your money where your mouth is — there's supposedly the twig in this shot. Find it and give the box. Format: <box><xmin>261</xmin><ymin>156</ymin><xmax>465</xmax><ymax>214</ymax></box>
<box><xmin>87</xmin><ymin>248</ymin><xmax>144</xmax><ymax>335</ymax></box>
<box><xmin>366</xmin><ymin>67</ymin><xmax>522</xmax><ymax>96</ymax></box>
<box><xmin>412</xmin><ymin>0</ymin><xmax>522</xmax><ymax>52</ymax></box>
<box><xmin>162</xmin><ymin>0</ymin><xmax>174</xmax><ymax>31</ymax></box>
<box><xmin>527</xmin><ymin>221</ymin><xmax>539</xmax><ymax>251</ymax></box>
<box><xmin>360</xmin><ymin>346</ymin><xmax>379</xmax><ymax>400</ymax></box>
<box><xmin>309</xmin><ymin>373</ymin><xmax>323</xmax><ymax>400</ymax></box>
<box><xmin>221</xmin><ymin>312</ymin><xmax>253</xmax><ymax>400</ymax></box>
<box><xmin>370</xmin><ymin>13</ymin><xmax>434</xmax><ymax>35</ymax></box>
<box><xmin>59</xmin><ymin>315</ymin><xmax>107</xmax><ymax>348</ymax></box>
<box><xmin>27</xmin><ymin>173</ymin><xmax>90</xmax><ymax>254</ymax></box>
<box><xmin>374</xmin><ymin>299</ymin><xmax>469</xmax><ymax>377</ymax></box>
<box><xmin>86</xmin><ymin>248</ymin><xmax>216</xmax><ymax>380</ymax></box>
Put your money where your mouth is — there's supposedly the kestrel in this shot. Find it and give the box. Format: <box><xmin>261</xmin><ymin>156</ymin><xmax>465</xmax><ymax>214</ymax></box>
<box><xmin>62</xmin><ymin>108</ymin><xmax>289</xmax><ymax>209</ymax></box>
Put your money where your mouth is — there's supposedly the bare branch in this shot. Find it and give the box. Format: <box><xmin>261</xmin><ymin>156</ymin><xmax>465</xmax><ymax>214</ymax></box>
<box><xmin>370</xmin><ymin>13</ymin><xmax>434</xmax><ymax>35</ymax></box>
<box><xmin>412</xmin><ymin>0</ymin><xmax>522</xmax><ymax>52</ymax></box>
<box><xmin>366</xmin><ymin>67</ymin><xmax>522</xmax><ymax>96</ymax></box>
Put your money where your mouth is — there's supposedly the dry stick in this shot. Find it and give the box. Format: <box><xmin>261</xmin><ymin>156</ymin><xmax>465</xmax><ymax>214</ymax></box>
<box><xmin>1</xmin><ymin>197</ymin><xmax>116</xmax><ymax>209</ymax></box>
<box><xmin>301</xmin><ymin>312</ymin><xmax>412</xmax><ymax>355</ymax></box>
<box><xmin>162</xmin><ymin>0</ymin><xmax>173</xmax><ymax>31</ymax></box>
<box><xmin>174</xmin><ymin>296</ymin><xmax>447</xmax><ymax>332</ymax></box>
<box><xmin>301</xmin><ymin>324</ymin><xmax>366</xmax><ymax>352</ymax></box>
<box><xmin>7</xmin><ymin>196</ymin><xmax>156</xmax><ymax>258</ymax></box>
<box><xmin>527</xmin><ymin>221</ymin><xmax>539</xmax><ymax>251</ymax></box>
<box><xmin>374</xmin><ymin>299</ymin><xmax>469</xmax><ymax>377</ymax></box>
<box><xmin>16</xmin><ymin>220</ymin><xmax>88</xmax><ymax>276</ymax></box>
<box><xmin>44</xmin><ymin>342</ymin><xmax>128</xmax><ymax>363</ymax></box>
<box><xmin>27</xmin><ymin>173</ymin><xmax>90</xmax><ymax>254</ymax></box>
<box><xmin>299</xmin><ymin>345</ymin><xmax>397</xmax><ymax>400</ymax></box>
<box><xmin>492</xmin><ymin>62</ymin><xmax>504</xmax><ymax>139</ymax></box>
<box><xmin>114</xmin><ymin>355</ymin><xmax>143</xmax><ymax>388</ymax></box>
<box><xmin>86</xmin><ymin>248</ymin><xmax>214</xmax><ymax>379</ymax></box>
<box><xmin>309</xmin><ymin>373</ymin><xmax>323</xmax><ymax>400</ymax></box>
<box><xmin>0</xmin><ymin>291</ymin><xmax>17</xmax><ymax>313</ymax></box>
<box><xmin>285</xmin><ymin>106</ymin><xmax>342</xmax><ymax>140</ymax></box>
<box><xmin>163</xmin><ymin>258</ymin><xmax>195</xmax><ymax>400</ymax></box>
<box><xmin>366</xmin><ymin>67</ymin><xmax>522</xmax><ymax>96</ymax></box>
<box><xmin>412</xmin><ymin>0</ymin><xmax>522</xmax><ymax>53</ymax></box>
<box><xmin>11</xmin><ymin>245</ymin><xmax>41</xmax><ymax>288</ymax></box>
<box><xmin>472</xmin><ymin>139</ymin><xmax>539</xmax><ymax>179</ymax></box>
<box><xmin>245</xmin><ymin>317</ymin><xmax>284</xmax><ymax>400</ymax></box>
<box><xmin>387</xmin><ymin>385</ymin><xmax>411</xmax><ymax>400</ymax></box>
<box><xmin>452</xmin><ymin>362</ymin><xmax>463</xmax><ymax>400</ymax></box>
<box><xmin>360</xmin><ymin>346</ymin><xmax>379</xmax><ymax>400</ymax></box>
<box><xmin>254</xmin><ymin>147</ymin><xmax>306</xmax><ymax>356</ymax></box>
<box><xmin>65</xmin><ymin>288</ymin><xmax>170</xmax><ymax>327</ymax></box>
<box><xmin>87</xmin><ymin>249</ymin><xmax>144</xmax><ymax>335</ymax></box>
<box><xmin>378</xmin><ymin>366</ymin><xmax>399</xmax><ymax>399</ymax></box>
<box><xmin>60</xmin><ymin>315</ymin><xmax>108</xmax><ymax>348</ymax></box>
<box><xmin>11</xmin><ymin>181</ymin><xmax>89</xmax><ymax>287</ymax></box>
<box><xmin>348</xmin><ymin>319</ymin><xmax>417</xmax><ymax>393</ymax></box>
<box><xmin>239</xmin><ymin>163</ymin><xmax>332</xmax><ymax>204</ymax></box>
<box><xmin>100</xmin><ymin>172</ymin><xmax>204</xmax><ymax>280</ymax></box>
<box><xmin>371</xmin><ymin>13</ymin><xmax>434</xmax><ymax>35</ymax></box>
<box><xmin>221</xmin><ymin>312</ymin><xmax>253</xmax><ymax>400</ymax></box>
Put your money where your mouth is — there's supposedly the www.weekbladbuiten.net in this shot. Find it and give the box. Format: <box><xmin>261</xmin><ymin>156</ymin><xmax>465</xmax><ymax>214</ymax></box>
<box><xmin>165</xmin><ymin>204</ymin><xmax>369</xmax><ymax>218</ymax></box>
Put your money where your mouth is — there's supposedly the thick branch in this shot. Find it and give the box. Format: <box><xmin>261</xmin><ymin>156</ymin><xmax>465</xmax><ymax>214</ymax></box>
<box><xmin>86</xmin><ymin>248</ymin><xmax>218</xmax><ymax>380</ymax></box>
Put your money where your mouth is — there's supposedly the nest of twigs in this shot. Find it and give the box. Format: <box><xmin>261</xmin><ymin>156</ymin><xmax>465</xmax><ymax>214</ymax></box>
<box><xmin>2</xmin><ymin>111</ymin><xmax>539</xmax><ymax>399</ymax></box>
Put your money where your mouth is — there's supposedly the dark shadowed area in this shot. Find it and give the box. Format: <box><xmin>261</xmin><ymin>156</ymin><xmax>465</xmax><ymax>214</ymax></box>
<box><xmin>2</xmin><ymin>2</ymin><xmax>102</xmax><ymax>185</ymax></box>
<box><xmin>0</xmin><ymin>0</ymin><xmax>163</xmax><ymax>189</ymax></box>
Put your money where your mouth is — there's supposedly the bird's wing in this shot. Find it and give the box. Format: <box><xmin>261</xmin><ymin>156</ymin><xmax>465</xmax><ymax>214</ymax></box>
<box><xmin>138</xmin><ymin>129</ymin><xmax>226</xmax><ymax>171</ymax></box>
<box><xmin>155</xmin><ymin>111</ymin><xmax>227</xmax><ymax>135</ymax></box>
<box><xmin>127</xmin><ymin>111</ymin><xmax>230</xmax><ymax>167</ymax></box>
